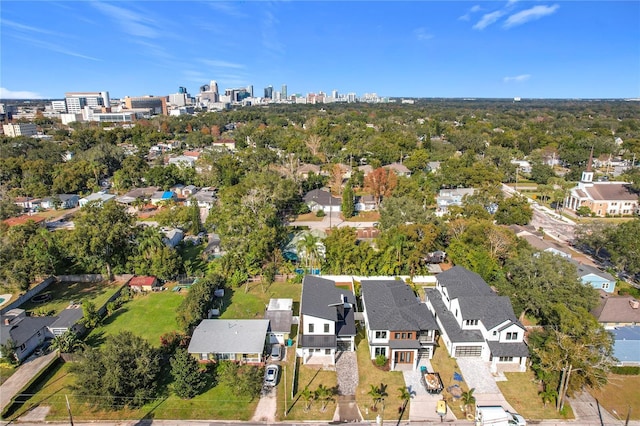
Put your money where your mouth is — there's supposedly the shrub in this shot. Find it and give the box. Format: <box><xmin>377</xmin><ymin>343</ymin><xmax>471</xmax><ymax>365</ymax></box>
<box><xmin>611</xmin><ymin>366</ymin><xmax>640</xmax><ymax>375</ymax></box>
<box><xmin>375</xmin><ymin>354</ymin><xmax>387</xmax><ymax>367</ymax></box>
<box><xmin>316</xmin><ymin>210</ymin><xmax>326</xmax><ymax>217</ymax></box>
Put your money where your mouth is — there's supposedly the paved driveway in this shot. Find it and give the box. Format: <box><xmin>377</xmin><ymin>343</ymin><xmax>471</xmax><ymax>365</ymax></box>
<box><xmin>0</xmin><ymin>351</ymin><xmax>59</xmax><ymax>415</ymax></box>
<box><xmin>455</xmin><ymin>358</ymin><xmax>515</xmax><ymax>412</ymax></box>
<box><xmin>251</xmin><ymin>386</ymin><xmax>276</xmax><ymax>422</ymax></box>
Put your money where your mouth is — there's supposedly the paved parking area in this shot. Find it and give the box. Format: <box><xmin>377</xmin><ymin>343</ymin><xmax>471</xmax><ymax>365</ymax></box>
<box><xmin>456</xmin><ymin>358</ymin><xmax>515</xmax><ymax>412</ymax></box>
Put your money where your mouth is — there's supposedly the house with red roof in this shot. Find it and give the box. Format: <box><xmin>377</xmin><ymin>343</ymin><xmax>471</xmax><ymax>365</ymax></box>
<box><xmin>128</xmin><ymin>276</ymin><xmax>161</xmax><ymax>292</ymax></box>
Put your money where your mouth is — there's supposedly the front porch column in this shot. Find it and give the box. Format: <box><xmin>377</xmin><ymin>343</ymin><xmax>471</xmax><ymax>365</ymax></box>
<box><xmin>519</xmin><ymin>357</ymin><xmax>527</xmax><ymax>372</ymax></box>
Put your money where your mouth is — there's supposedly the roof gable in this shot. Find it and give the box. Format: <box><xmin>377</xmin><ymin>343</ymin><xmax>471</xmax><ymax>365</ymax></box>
<box><xmin>436</xmin><ymin>266</ymin><xmax>495</xmax><ymax>299</ymax></box>
<box><xmin>361</xmin><ymin>280</ymin><xmax>438</xmax><ymax>331</ymax></box>
<box><xmin>301</xmin><ymin>275</ymin><xmax>355</xmax><ymax>321</ymax></box>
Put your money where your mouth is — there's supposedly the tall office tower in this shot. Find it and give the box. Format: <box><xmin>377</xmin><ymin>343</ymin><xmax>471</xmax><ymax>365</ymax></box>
<box><xmin>247</xmin><ymin>85</ymin><xmax>254</xmax><ymax>97</ymax></box>
<box><xmin>332</xmin><ymin>90</ymin><xmax>339</xmax><ymax>99</ymax></box>
<box><xmin>178</xmin><ymin>86</ymin><xmax>188</xmax><ymax>94</ymax></box>
<box><xmin>210</xmin><ymin>80</ymin><xmax>219</xmax><ymax>95</ymax></box>
<box><xmin>264</xmin><ymin>85</ymin><xmax>273</xmax><ymax>99</ymax></box>
<box><xmin>51</xmin><ymin>100</ymin><xmax>67</xmax><ymax>113</ymax></box>
<box><xmin>281</xmin><ymin>84</ymin><xmax>287</xmax><ymax>100</ymax></box>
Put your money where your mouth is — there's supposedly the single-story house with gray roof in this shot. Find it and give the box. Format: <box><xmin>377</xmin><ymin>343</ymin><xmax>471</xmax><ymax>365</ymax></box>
<box><xmin>425</xmin><ymin>266</ymin><xmax>528</xmax><ymax>372</ymax></box>
<box><xmin>0</xmin><ymin>309</ymin><xmax>54</xmax><ymax>362</ymax></box>
<box><xmin>568</xmin><ymin>259</ymin><xmax>617</xmax><ymax>294</ymax></box>
<box><xmin>187</xmin><ymin>319</ymin><xmax>270</xmax><ymax>364</ymax></box>
<box><xmin>361</xmin><ymin>279</ymin><xmax>439</xmax><ymax>370</ymax></box>
<box><xmin>264</xmin><ymin>298</ymin><xmax>293</xmax><ymax>345</ymax></box>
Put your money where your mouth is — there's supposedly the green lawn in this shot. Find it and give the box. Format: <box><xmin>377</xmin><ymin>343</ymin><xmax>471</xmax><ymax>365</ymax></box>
<box><xmin>497</xmin><ymin>371</ymin><xmax>573</xmax><ymax>420</ymax></box>
<box><xmin>86</xmin><ymin>290</ymin><xmax>184</xmax><ymax>347</ymax></box>
<box><xmin>283</xmin><ymin>360</ymin><xmax>339</xmax><ymax>421</ymax></box>
<box><xmin>430</xmin><ymin>338</ymin><xmax>470</xmax><ymax>420</ymax></box>
<box><xmin>8</xmin><ymin>359</ymin><xmax>259</xmax><ymax>421</ymax></box>
<box><xmin>355</xmin><ymin>329</ymin><xmax>406</xmax><ymax>423</ymax></box>
<box><xmin>0</xmin><ymin>362</ymin><xmax>16</xmax><ymax>386</ymax></box>
<box><xmin>19</xmin><ymin>280</ymin><xmax>123</xmax><ymax>315</ymax></box>
<box><xmin>218</xmin><ymin>280</ymin><xmax>302</xmax><ymax>320</ymax></box>
<box><xmin>590</xmin><ymin>374</ymin><xmax>640</xmax><ymax>420</ymax></box>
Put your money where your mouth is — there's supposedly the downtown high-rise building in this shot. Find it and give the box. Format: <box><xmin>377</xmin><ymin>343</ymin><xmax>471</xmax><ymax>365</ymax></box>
<box><xmin>264</xmin><ymin>85</ymin><xmax>273</xmax><ymax>99</ymax></box>
<box><xmin>281</xmin><ymin>84</ymin><xmax>287</xmax><ymax>100</ymax></box>
<box><xmin>64</xmin><ymin>91</ymin><xmax>110</xmax><ymax>113</ymax></box>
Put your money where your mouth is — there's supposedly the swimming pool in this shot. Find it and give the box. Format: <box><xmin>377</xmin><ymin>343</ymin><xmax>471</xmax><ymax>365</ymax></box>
<box><xmin>0</xmin><ymin>298</ymin><xmax>5</xmax><ymax>304</ymax></box>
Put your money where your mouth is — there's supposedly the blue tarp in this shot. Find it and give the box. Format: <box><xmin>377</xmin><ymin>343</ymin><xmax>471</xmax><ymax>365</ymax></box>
<box><xmin>453</xmin><ymin>372</ymin><xmax>464</xmax><ymax>382</ymax></box>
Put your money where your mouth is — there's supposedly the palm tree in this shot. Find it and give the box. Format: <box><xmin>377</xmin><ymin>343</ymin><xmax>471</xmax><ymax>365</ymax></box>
<box><xmin>296</xmin><ymin>233</ymin><xmax>322</xmax><ymax>272</ymax></box>
<box><xmin>460</xmin><ymin>388</ymin><xmax>476</xmax><ymax>417</ymax></box>
<box><xmin>300</xmin><ymin>386</ymin><xmax>314</xmax><ymax>412</ymax></box>
<box><xmin>315</xmin><ymin>384</ymin><xmax>334</xmax><ymax>412</ymax></box>
<box><xmin>367</xmin><ymin>383</ymin><xmax>388</xmax><ymax>411</ymax></box>
<box><xmin>539</xmin><ymin>388</ymin><xmax>558</xmax><ymax>408</ymax></box>
<box><xmin>49</xmin><ymin>330</ymin><xmax>83</xmax><ymax>353</ymax></box>
<box><xmin>397</xmin><ymin>386</ymin><xmax>413</xmax><ymax>414</ymax></box>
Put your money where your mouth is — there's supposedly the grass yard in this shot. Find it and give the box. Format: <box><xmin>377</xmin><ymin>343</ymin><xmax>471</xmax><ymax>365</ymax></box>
<box><xmin>86</xmin><ymin>289</ymin><xmax>184</xmax><ymax>347</ymax></box>
<box><xmin>0</xmin><ymin>362</ymin><xmax>16</xmax><ymax>386</ymax></box>
<box><xmin>590</xmin><ymin>374</ymin><xmax>640</xmax><ymax>420</ymax></box>
<box><xmin>218</xmin><ymin>280</ymin><xmax>302</xmax><ymax>320</ymax></box>
<box><xmin>344</xmin><ymin>211</ymin><xmax>380</xmax><ymax>222</ymax></box>
<box><xmin>295</xmin><ymin>212</ymin><xmax>324</xmax><ymax>221</ymax></box>
<box><xmin>355</xmin><ymin>330</ymin><xmax>406</xmax><ymax>423</ymax></box>
<box><xmin>283</xmin><ymin>359</ymin><xmax>338</xmax><ymax>421</ymax></box>
<box><xmin>19</xmin><ymin>280</ymin><xmax>123</xmax><ymax>315</ymax></box>
<box><xmin>497</xmin><ymin>371</ymin><xmax>574</xmax><ymax>420</ymax></box>
<box><xmin>429</xmin><ymin>339</ymin><xmax>470</xmax><ymax>420</ymax></box>
<box><xmin>8</xmin><ymin>359</ymin><xmax>259</xmax><ymax>421</ymax></box>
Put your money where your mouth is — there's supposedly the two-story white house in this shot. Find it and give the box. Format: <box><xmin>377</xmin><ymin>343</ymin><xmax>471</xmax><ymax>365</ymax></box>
<box><xmin>297</xmin><ymin>275</ymin><xmax>356</xmax><ymax>365</ymax></box>
<box><xmin>425</xmin><ymin>266</ymin><xmax>528</xmax><ymax>372</ymax></box>
<box><xmin>361</xmin><ymin>279</ymin><xmax>439</xmax><ymax>370</ymax></box>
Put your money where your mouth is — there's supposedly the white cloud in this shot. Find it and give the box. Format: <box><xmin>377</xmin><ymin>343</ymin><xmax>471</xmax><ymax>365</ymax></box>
<box><xmin>1</xmin><ymin>19</ymin><xmax>58</xmax><ymax>36</ymax></box>
<box><xmin>413</xmin><ymin>27</ymin><xmax>434</xmax><ymax>41</ymax></box>
<box><xmin>504</xmin><ymin>4</ymin><xmax>559</xmax><ymax>28</ymax></box>
<box><xmin>459</xmin><ymin>5</ymin><xmax>482</xmax><ymax>21</ymax></box>
<box><xmin>92</xmin><ymin>2</ymin><xmax>159</xmax><ymax>38</ymax></box>
<box><xmin>261</xmin><ymin>6</ymin><xmax>284</xmax><ymax>57</ymax></box>
<box><xmin>473</xmin><ymin>10</ymin><xmax>505</xmax><ymax>30</ymax></box>
<box><xmin>0</xmin><ymin>87</ymin><xmax>43</xmax><ymax>99</ymax></box>
<box><xmin>200</xmin><ymin>59</ymin><xmax>245</xmax><ymax>69</ymax></box>
<box><xmin>207</xmin><ymin>2</ymin><xmax>247</xmax><ymax>18</ymax></box>
<box><xmin>10</xmin><ymin>34</ymin><xmax>100</xmax><ymax>61</ymax></box>
<box><xmin>503</xmin><ymin>74</ymin><xmax>531</xmax><ymax>83</ymax></box>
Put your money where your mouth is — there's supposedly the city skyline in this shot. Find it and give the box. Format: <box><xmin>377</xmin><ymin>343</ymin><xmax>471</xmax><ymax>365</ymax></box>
<box><xmin>1</xmin><ymin>1</ymin><xmax>639</xmax><ymax>100</ymax></box>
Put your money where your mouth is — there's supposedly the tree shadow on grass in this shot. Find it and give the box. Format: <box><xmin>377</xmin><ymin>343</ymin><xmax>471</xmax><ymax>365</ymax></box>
<box><xmin>84</xmin><ymin>330</ymin><xmax>106</xmax><ymax>347</ymax></box>
<box><xmin>100</xmin><ymin>306</ymin><xmax>129</xmax><ymax>326</ymax></box>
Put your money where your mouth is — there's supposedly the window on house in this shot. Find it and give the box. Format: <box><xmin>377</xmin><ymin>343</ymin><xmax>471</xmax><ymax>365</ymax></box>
<box><xmin>309</xmin><ymin>323</ymin><xmax>314</xmax><ymax>333</ymax></box>
<box><xmin>375</xmin><ymin>331</ymin><xmax>387</xmax><ymax>339</ymax></box>
<box><xmin>506</xmin><ymin>332</ymin><xmax>518</xmax><ymax>340</ymax></box>
<box><xmin>499</xmin><ymin>356</ymin><xmax>514</xmax><ymax>362</ymax></box>
<box><xmin>401</xmin><ymin>332</ymin><xmax>407</xmax><ymax>339</ymax></box>
<box><xmin>407</xmin><ymin>333</ymin><xmax>413</xmax><ymax>339</ymax></box>
<box><xmin>325</xmin><ymin>349</ymin><xmax>331</xmax><ymax>355</ymax></box>
<box><xmin>395</xmin><ymin>333</ymin><xmax>401</xmax><ymax>339</ymax></box>
<box><xmin>324</xmin><ymin>324</ymin><xmax>330</xmax><ymax>333</ymax></box>
<box><xmin>465</xmin><ymin>319</ymin><xmax>478</xmax><ymax>326</ymax></box>
<box><xmin>493</xmin><ymin>331</ymin><xmax>497</xmax><ymax>336</ymax></box>
<box><xmin>602</xmin><ymin>283</ymin><xmax>610</xmax><ymax>289</ymax></box>
<box><xmin>375</xmin><ymin>347</ymin><xmax>386</xmax><ymax>357</ymax></box>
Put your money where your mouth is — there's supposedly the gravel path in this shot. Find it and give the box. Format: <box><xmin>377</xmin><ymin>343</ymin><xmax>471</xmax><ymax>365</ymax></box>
<box><xmin>335</xmin><ymin>351</ymin><xmax>358</xmax><ymax>395</ymax></box>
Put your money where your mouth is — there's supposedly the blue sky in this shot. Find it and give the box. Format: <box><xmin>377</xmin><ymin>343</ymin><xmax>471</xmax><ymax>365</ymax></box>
<box><xmin>1</xmin><ymin>1</ymin><xmax>639</xmax><ymax>99</ymax></box>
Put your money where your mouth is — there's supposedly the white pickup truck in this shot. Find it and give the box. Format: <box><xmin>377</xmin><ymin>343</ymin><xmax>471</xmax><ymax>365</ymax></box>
<box><xmin>475</xmin><ymin>406</ymin><xmax>526</xmax><ymax>426</ymax></box>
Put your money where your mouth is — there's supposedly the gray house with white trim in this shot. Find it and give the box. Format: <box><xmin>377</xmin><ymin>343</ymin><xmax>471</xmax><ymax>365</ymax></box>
<box><xmin>187</xmin><ymin>319</ymin><xmax>270</xmax><ymax>364</ymax></box>
<box><xmin>425</xmin><ymin>266</ymin><xmax>528</xmax><ymax>372</ymax></box>
<box><xmin>361</xmin><ymin>280</ymin><xmax>439</xmax><ymax>370</ymax></box>
<box><xmin>297</xmin><ymin>275</ymin><xmax>356</xmax><ymax>365</ymax></box>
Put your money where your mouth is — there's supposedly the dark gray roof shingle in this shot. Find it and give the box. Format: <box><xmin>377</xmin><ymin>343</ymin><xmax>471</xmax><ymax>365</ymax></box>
<box><xmin>361</xmin><ymin>280</ymin><xmax>438</xmax><ymax>332</ymax></box>
<box><xmin>426</xmin><ymin>288</ymin><xmax>484</xmax><ymax>344</ymax></box>
<box><xmin>436</xmin><ymin>266</ymin><xmax>495</xmax><ymax>299</ymax></box>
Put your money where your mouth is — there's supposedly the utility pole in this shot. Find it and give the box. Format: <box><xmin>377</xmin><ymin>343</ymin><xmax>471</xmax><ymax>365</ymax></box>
<box><xmin>65</xmin><ymin>394</ymin><xmax>74</xmax><ymax>426</ymax></box>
